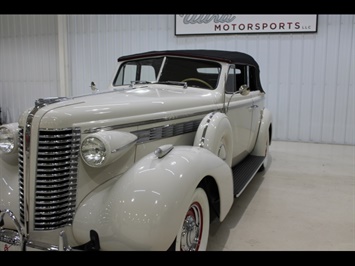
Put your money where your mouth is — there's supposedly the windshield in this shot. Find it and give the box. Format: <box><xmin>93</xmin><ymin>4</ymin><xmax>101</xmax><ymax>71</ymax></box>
<box><xmin>113</xmin><ymin>56</ymin><xmax>221</xmax><ymax>90</ymax></box>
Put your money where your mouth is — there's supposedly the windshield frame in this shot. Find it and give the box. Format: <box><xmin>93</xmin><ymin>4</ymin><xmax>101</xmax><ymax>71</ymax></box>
<box><xmin>112</xmin><ymin>56</ymin><xmax>222</xmax><ymax>90</ymax></box>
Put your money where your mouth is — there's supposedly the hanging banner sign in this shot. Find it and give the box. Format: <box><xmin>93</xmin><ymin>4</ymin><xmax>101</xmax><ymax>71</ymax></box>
<box><xmin>175</xmin><ymin>14</ymin><xmax>318</xmax><ymax>35</ymax></box>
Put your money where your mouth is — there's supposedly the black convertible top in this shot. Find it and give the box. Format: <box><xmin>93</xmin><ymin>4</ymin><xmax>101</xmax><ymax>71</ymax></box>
<box><xmin>117</xmin><ymin>49</ymin><xmax>264</xmax><ymax>92</ymax></box>
<box><xmin>117</xmin><ymin>49</ymin><xmax>258</xmax><ymax>66</ymax></box>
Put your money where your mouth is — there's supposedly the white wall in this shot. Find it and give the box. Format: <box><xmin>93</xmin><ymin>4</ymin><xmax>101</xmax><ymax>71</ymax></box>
<box><xmin>0</xmin><ymin>15</ymin><xmax>59</xmax><ymax>123</ymax></box>
<box><xmin>0</xmin><ymin>14</ymin><xmax>354</xmax><ymax>145</ymax></box>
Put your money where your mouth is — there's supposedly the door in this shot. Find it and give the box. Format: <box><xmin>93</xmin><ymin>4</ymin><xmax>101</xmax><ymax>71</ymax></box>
<box><xmin>225</xmin><ymin>65</ymin><xmax>256</xmax><ymax>166</ymax></box>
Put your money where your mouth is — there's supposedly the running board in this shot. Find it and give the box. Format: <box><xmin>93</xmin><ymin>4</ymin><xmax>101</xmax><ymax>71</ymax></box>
<box><xmin>232</xmin><ymin>155</ymin><xmax>265</xmax><ymax>197</ymax></box>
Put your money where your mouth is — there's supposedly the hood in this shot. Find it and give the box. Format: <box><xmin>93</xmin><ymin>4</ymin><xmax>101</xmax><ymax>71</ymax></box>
<box><xmin>22</xmin><ymin>85</ymin><xmax>220</xmax><ymax>129</ymax></box>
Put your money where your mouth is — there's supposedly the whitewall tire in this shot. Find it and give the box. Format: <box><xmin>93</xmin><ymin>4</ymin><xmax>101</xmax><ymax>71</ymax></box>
<box><xmin>174</xmin><ymin>187</ymin><xmax>210</xmax><ymax>251</ymax></box>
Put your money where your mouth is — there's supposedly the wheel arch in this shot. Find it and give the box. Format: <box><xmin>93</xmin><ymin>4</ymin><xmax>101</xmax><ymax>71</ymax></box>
<box><xmin>197</xmin><ymin>175</ymin><xmax>222</xmax><ymax>223</ymax></box>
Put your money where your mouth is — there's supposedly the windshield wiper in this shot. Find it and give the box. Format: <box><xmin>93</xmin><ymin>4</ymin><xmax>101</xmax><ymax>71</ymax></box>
<box><xmin>129</xmin><ymin>80</ymin><xmax>188</xmax><ymax>88</ymax></box>
<box><xmin>129</xmin><ymin>80</ymin><xmax>152</xmax><ymax>87</ymax></box>
<box><xmin>154</xmin><ymin>81</ymin><xmax>187</xmax><ymax>88</ymax></box>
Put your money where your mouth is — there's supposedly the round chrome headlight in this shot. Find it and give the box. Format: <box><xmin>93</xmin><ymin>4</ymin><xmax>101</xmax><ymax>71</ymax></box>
<box><xmin>81</xmin><ymin>131</ymin><xmax>137</xmax><ymax>167</ymax></box>
<box><xmin>0</xmin><ymin>123</ymin><xmax>18</xmax><ymax>154</ymax></box>
<box><xmin>81</xmin><ymin>136</ymin><xmax>107</xmax><ymax>167</ymax></box>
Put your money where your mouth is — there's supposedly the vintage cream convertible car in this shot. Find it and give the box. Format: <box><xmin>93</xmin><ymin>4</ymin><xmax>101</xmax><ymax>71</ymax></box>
<box><xmin>0</xmin><ymin>49</ymin><xmax>272</xmax><ymax>251</ymax></box>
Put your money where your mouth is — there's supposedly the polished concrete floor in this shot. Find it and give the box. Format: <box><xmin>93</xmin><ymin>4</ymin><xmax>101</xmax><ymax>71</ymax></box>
<box><xmin>207</xmin><ymin>140</ymin><xmax>355</xmax><ymax>251</ymax></box>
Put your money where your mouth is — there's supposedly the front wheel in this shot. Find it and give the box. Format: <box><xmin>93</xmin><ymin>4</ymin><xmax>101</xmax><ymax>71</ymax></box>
<box><xmin>171</xmin><ymin>187</ymin><xmax>210</xmax><ymax>251</ymax></box>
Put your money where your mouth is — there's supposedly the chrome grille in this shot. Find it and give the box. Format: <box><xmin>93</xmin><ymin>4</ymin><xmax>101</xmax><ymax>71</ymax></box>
<box><xmin>18</xmin><ymin>128</ymin><xmax>24</xmax><ymax>224</ymax></box>
<box><xmin>19</xmin><ymin>127</ymin><xmax>81</xmax><ymax>230</ymax></box>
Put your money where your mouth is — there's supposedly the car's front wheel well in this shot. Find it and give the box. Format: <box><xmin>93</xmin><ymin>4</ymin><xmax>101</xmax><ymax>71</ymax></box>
<box><xmin>198</xmin><ymin>176</ymin><xmax>220</xmax><ymax>223</ymax></box>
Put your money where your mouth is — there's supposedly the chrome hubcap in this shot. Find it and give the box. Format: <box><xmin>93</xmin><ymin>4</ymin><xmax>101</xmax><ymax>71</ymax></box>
<box><xmin>180</xmin><ymin>203</ymin><xmax>203</xmax><ymax>251</ymax></box>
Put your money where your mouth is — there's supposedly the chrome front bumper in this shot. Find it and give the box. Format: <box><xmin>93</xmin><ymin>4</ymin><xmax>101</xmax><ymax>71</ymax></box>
<box><xmin>1</xmin><ymin>208</ymin><xmax>101</xmax><ymax>251</ymax></box>
<box><xmin>0</xmin><ymin>209</ymin><xmax>72</xmax><ymax>251</ymax></box>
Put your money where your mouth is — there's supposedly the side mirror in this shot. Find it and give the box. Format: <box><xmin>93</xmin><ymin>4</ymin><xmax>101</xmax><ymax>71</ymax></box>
<box><xmin>238</xmin><ymin>84</ymin><xmax>250</xmax><ymax>96</ymax></box>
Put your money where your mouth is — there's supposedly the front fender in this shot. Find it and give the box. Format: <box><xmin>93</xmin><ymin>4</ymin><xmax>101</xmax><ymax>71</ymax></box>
<box><xmin>72</xmin><ymin>146</ymin><xmax>233</xmax><ymax>251</ymax></box>
<box><xmin>194</xmin><ymin>112</ymin><xmax>233</xmax><ymax>167</ymax></box>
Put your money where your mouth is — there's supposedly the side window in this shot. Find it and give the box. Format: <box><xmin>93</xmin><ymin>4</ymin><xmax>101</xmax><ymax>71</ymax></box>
<box><xmin>236</xmin><ymin>65</ymin><xmax>247</xmax><ymax>89</ymax></box>
<box><xmin>226</xmin><ymin>66</ymin><xmax>236</xmax><ymax>93</ymax></box>
<box><xmin>240</xmin><ymin>65</ymin><xmax>258</xmax><ymax>91</ymax></box>
<box><xmin>225</xmin><ymin>65</ymin><xmax>244</xmax><ymax>94</ymax></box>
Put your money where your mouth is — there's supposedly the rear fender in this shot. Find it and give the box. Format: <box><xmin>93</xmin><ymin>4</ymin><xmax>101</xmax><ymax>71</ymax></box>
<box><xmin>72</xmin><ymin>146</ymin><xmax>233</xmax><ymax>251</ymax></box>
<box><xmin>252</xmin><ymin>108</ymin><xmax>272</xmax><ymax>157</ymax></box>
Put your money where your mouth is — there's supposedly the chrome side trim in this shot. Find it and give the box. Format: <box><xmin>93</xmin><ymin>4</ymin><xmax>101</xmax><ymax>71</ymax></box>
<box><xmin>198</xmin><ymin>112</ymin><xmax>216</xmax><ymax>148</ymax></box>
<box><xmin>111</xmin><ymin>137</ymin><xmax>138</xmax><ymax>154</ymax></box>
<box><xmin>83</xmin><ymin>109</ymin><xmax>222</xmax><ymax>134</ymax></box>
<box><xmin>132</xmin><ymin>119</ymin><xmax>201</xmax><ymax>144</ymax></box>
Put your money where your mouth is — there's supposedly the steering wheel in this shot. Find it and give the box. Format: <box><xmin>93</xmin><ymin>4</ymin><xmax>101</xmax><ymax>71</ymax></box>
<box><xmin>181</xmin><ymin>78</ymin><xmax>213</xmax><ymax>90</ymax></box>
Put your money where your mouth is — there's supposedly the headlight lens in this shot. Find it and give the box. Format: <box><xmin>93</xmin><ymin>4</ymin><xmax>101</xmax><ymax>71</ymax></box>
<box><xmin>81</xmin><ymin>137</ymin><xmax>107</xmax><ymax>167</ymax></box>
<box><xmin>0</xmin><ymin>125</ymin><xmax>18</xmax><ymax>154</ymax></box>
<box><xmin>81</xmin><ymin>131</ymin><xmax>137</xmax><ymax>167</ymax></box>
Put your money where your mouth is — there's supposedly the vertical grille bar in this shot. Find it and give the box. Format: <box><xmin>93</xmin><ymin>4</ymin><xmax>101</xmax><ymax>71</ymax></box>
<box><xmin>18</xmin><ymin>128</ymin><xmax>25</xmax><ymax>224</ymax></box>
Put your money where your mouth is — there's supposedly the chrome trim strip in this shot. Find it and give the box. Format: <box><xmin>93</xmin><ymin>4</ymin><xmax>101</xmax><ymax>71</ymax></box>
<box><xmin>111</xmin><ymin>137</ymin><xmax>138</xmax><ymax>153</ymax></box>
<box><xmin>23</xmin><ymin>105</ymin><xmax>42</xmax><ymax>235</ymax></box>
<box><xmin>132</xmin><ymin>119</ymin><xmax>202</xmax><ymax>144</ymax></box>
<box><xmin>198</xmin><ymin>112</ymin><xmax>216</xmax><ymax>148</ymax></box>
<box><xmin>83</xmin><ymin>109</ymin><xmax>222</xmax><ymax>134</ymax></box>
<box><xmin>82</xmin><ymin>98</ymin><xmax>252</xmax><ymax>136</ymax></box>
